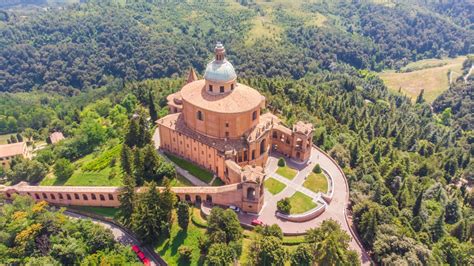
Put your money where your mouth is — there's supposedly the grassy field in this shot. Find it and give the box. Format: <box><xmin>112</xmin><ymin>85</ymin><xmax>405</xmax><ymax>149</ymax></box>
<box><xmin>156</xmin><ymin>210</ymin><xmax>206</xmax><ymax>266</ymax></box>
<box><xmin>379</xmin><ymin>56</ymin><xmax>466</xmax><ymax>102</ymax></box>
<box><xmin>288</xmin><ymin>192</ymin><xmax>317</xmax><ymax>214</ymax></box>
<box><xmin>164</xmin><ymin>153</ymin><xmax>214</xmax><ymax>184</ymax></box>
<box><xmin>0</xmin><ymin>133</ymin><xmax>14</xmax><ymax>144</ymax></box>
<box><xmin>276</xmin><ymin>166</ymin><xmax>297</xmax><ymax>180</ymax></box>
<box><xmin>264</xmin><ymin>177</ymin><xmax>286</xmax><ymax>195</ymax></box>
<box><xmin>40</xmin><ymin>148</ymin><xmax>123</xmax><ymax>186</ymax></box>
<box><xmin>303</xmin><ymin>172</ymin><xmax>328</xmax><ymax>194</ymax></box>
<box><xmin>70</xmin><ymin>206</ymin><xmax>119</xmax><ymax>219</ymax></box>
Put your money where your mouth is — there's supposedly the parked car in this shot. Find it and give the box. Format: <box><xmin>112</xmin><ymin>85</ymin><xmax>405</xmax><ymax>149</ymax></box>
<box><xmin>131</xmin><ymin>245</ymin><xmax>151</xmax><ymax>266</ymax></box>
<box><xmin>229</xmin><ymin>205</ymin><xmax>240</xmax><ymax>213</ymax></box>
<box><xmin>251</xmin><ymin>219</ymin><xmax>264</xmax><ymax>226</ymax></box>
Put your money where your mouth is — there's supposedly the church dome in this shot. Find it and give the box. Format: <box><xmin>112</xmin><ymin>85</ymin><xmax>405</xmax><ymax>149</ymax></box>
<box><xmin>204</xmin><ymin>42</ymin><xmax>237</xmax><ymax>83</ymax></box>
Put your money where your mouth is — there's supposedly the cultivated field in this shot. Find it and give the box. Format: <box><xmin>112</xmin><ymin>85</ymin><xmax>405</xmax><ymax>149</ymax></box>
<box><xmin>379</xmin><ymin>56</ymin><xmax>466</xmax><ymax>103</ymax></box>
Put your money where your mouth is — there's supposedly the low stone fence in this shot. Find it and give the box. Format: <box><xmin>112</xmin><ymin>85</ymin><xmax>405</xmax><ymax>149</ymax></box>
<box><xmin>320</xmin><ymin>169</ymin><xmax>334</xmax><ymax>203</ymax></box>
<box><xmin>275</xmin><ymin>200</ymin><xmax>327</xmax><ymax>222</ymax></box>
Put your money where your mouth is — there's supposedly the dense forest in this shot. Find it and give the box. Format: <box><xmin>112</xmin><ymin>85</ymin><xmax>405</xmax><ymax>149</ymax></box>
<box><xmin>0</xmin><ymin>196</ymin><xmax>139</xmax><ymax>264</ymax></box>
<box><xmin>0</xmin><ymin>0</ymin><xmax>472</xmax><ymax>93</ymax></box>
<box><xmin>0</xmin><ymin>0</ymin><xmax>473</xmax><ymax>265</ymax></box>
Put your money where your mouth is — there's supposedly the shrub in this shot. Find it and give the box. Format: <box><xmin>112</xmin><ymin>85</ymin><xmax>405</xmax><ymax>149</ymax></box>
<box><xmin>177</xmin><ymin>201</ymin><xmax>190</xmax><ymax>230</ymax></box>
<box><xmin>313</xmin><ymin>164</ymin><xmax>322</xmax><ymax>174</ymax></box>
<box><xmin>54</xmin><ymin>158</ymin><xmax>74</xmax><ymax>181</ymax></box>
<box><xmin>277</xmin><ymin>198</ymin><xmax>291</xmax><ymax>214</ymax></box>
<box><xmin>278</xmin><ymin>157</ymin><xmax>286</xmax><ymax>167</ymax></box>
<box><xmin>178</xmin><ymin>246</ymin><xmax>193</xmax><ymax>261</ymax></box>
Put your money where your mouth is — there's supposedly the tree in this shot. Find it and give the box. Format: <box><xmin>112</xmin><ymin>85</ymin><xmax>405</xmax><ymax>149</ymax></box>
<box><xmin>412</xmin><ymin>190</ymin><xmax>424</xmax><ymax>217</ymax></box>
<box><xmin>148</xmin><ymin>90</ymin><xmax>158</xmax><ymax>122</ymax></box>
<box><xmin>431</xmin><ymin>213</ymin><xmax>446</xmax><ymax>242</ymax></box>
<box><xmin>445</xmin><ymin>199</ymin><xmax>461</xmax><ymax>224</ymax></box>
<box><xmin>54</xmin><ymin>158</ymin><xmax>74</xmax><ymax>181</ymax></box>
<box><xmin>249</xmin><ymin>236</ymin><xmax>287</xmax><ymax>266</ymax></box>
<box><xmin>312</xmin><ymin>163</ymin><xmax>322</xmax><ymax>174</ymax></box>
<box><xmin>178</xmin><ymin>246</ymin><xmax>193</xmax><ymax>262</ymax></box>
<box><xmin>158</xmin><ymin>177</ymin><xmax>176</xmax><ymax>229</ymax></box>
<box><xmin>277</xmin><ymin>198</ymin><xmax>291</xmax><ymax>214</ymax></box>
<box><xmin>277</xmin><ymin>157</ymin><xmax>285</xmax><ymax>167</ymax></box>
<box><xmin>306</xmin><ymin>219</ymin><xmax>356</xmax><ymax>265</ymax></box>
<box><xmin>255</xmin><ymin>224</ymin><xmax>283</xmax><ymax>239</ymax></box>
<box><xmin>207</xmin><ymin>207</ymin><xmax>242</xmax><ymax>244</ymax></box>
<box><xmin>7</xmin><ymin>158</ymin><xmax>47</xmax><ymax>184</ymax></box>
<box><xmin>118</xmin><ymin>174</ymin><xmax>136</xmax><ymax>226</ymax></box>
<box><xmin>16</xmin><ymin>133</ymin><xmax>23</xmax><ymax>142</ymax></box>
<box><xmin>120</xmin><ymin>144</ymin><xmax>133</xmax><ymax>175</ymax></box>
<box><xmin>416</xmin><ymin>89</ymin><xmax>425</xmax><ymax>104</ymax></box>
<box><xmin>177</xmin><ymin>201</ymin><xmax>190</xmax><ymax>230</ymax></box>
<box><xmin>290</xmin><ymin>243</ymin><xmax>314</xmax><ymax>266</ymax></box>
<box><xmin>131</xmin><ymin>181</ymin><xmax>162</xmax><ymax>243</ymax></box>
<box><xmin>142</xmin><ymin>144</ymin><xmax>161</xmax><ymax>182</ymax></box>
<box><xmin>206</xmin><ymin>243</ymin><xmax>236</xmax><ymax>266</ymax></box>
<box><xmin>133</xmin><ymin>148</ymin><xmax>145</xmax><ymax>186</ymax></box>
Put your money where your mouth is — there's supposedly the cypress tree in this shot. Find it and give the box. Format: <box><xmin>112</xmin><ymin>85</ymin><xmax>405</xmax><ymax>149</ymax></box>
<box><xmin>431</xmin><ymin>212</ymin><xmax>446</xmax><ymax>242</ymax></box>
<box><xmin>412</xmin><ymin>190</ymin><xmax>424</xmax><ymax>217</ymax></box>
<box><xmin>120</xmin><ymin>144</ymin><xmax>134</xmax><ymax>175</ymax></box>
<box><xmin>148</xmin><ymin>90</ymin><xmax>158</xmax><ymax>122</ymax></box>
<box><xmin>445</xmin><ymin>199</ymin><xmax>461</xmax><ymax>224</ymax></box>
<box><xmin>118</xmin><ymin>174</ymin><xmax>136</xmax><ymax>226</ymax></box>
<box><xmin>177</xmin><ymin>201</ymin><xmax>190</xmax><ymax>230</ymax></box>
<box><xmin>416</xmin><ymin>89</ymin><xmax>425</xmax><ymax>104</ymax></box>
<box><xmin>133</xmin><ymin>148</ymin><xmax>145</xmax><ymax>186</ymax></box>
<box><xmin>143</xmin><ymin>144</ymin><xmax>161</xmax><ymax>182</ymax></box>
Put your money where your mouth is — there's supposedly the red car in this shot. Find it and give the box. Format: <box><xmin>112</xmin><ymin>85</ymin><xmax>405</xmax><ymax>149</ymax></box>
<box><xmin>251</xmin><ymin>219</ymin><xmax>264</xmax><ymax>226</ymax></box>
<box><xmin>131</xmin><ymin>245</ymin><xmax>151</xmax><ymax>266</ymax></box>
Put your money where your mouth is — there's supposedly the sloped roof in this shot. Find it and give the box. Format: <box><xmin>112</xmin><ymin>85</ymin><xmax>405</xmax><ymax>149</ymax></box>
<box><xmin>0</xmin><ymin>142</ymin><xmax>27</xmax><ymax>158</ymax></box>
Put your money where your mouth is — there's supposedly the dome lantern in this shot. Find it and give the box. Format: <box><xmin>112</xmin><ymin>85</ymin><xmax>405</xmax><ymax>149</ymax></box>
<box><xmin>204</xmin><ymin>42</ymin><xmax>237</xmax><ymax>94</ymax></box>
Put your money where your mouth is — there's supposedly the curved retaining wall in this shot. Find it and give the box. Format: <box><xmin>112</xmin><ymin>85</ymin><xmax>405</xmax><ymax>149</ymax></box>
<box><xmin>275</xmin><ymin>200</ymin><xmax>327</xmax><ymax>222</ymax></box>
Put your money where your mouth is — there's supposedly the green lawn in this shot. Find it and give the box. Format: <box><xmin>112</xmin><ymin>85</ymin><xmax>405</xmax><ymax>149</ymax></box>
<box><xmin>168</xmin><ymin>174</ymin><xmax>195</xmax><ymax>187</ymax></box>
<box><xmin>303</xmin><ymin>172</ymin><xmax>328</xmax><ymax>194</ymax></box>
<box><xmin>264</xmin><ymin>177</ymin><xmax>286</xmax><ymax>195</ymax></box>
<box><xmin>156</xmin><ymin>210</ymin><xmax>205</xmax><ymax>266</ymax></box>
<box><xmin>40</xmin><ymin>151</ymin><xmax>123</xmax><ymax>186</ymax></box>
<box><xmin>165</xmin><ymin>153</ymin><xmax>214</xmax><ymax>184</ymax></box>
<box><xmin>70</xmin><ymin>206</ymin><xmax>119</xmax><ymax>219</ymax></box>
<box><xmin>276</xmin><ymin>166</ymin><xmax>297</xmax><ymax>180</ymax></box>
<box><xmin>288</xmin><ymin>192</ymin><xmax>317</xmax><ymax>214</ymax></box>
<box><xmin>211</xmin><ymin>177</ymin><xmax>225</xmax><ymax>186</ymax></box>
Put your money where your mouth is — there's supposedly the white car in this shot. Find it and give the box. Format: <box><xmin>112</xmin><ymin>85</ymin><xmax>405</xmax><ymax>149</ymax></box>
<box><xmin>229</xmin><ymin>205</ymin><xmax>240</xmax><ymax>213</ymax></box>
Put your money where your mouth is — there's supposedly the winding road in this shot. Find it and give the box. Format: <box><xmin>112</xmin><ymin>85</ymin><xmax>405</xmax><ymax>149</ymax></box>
<box><xmin>64</xmin><ymin>211</ymin><xmax>163</xmax><ymax>266</ymax></box>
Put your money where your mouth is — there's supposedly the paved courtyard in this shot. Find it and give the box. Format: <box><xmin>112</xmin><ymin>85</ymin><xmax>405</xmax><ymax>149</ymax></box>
<box><xmin>237</xmin><ymin>147</ymin><xmax>371</xmax><ymax>265</ymax></box>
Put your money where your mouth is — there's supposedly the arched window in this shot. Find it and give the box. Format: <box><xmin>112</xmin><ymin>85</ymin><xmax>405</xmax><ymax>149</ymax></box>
<box><xmin>208</xmin><ymin>85</ymin><xmax>213</xmax><ymax>92</ymax></box>
<box><xmin>220</xmin><ymin>86</ymin><xmax>224</xmax><ymax>93</ymax></box>
<box><xmin>50</xmin><ymin>194</ymin><xmax>55</xmax><ymax>200</ymax></box>
<box><xmin>108</xmin><ymin>194</ymin><xmax>114</xmax><ymax>200</ymax></box>
<box><xmin>252</xmin><ymin>111</ymin><xmax>257</xmax><ymax>121</ymax></box>
<box><xmin>272</xmin><ymin>131</ymin><xmax>278</xmax><ymax>139</ymax></box>
<box><xmin>197</xmin><ymin>110</ymin><xmax>203</xmax><ymax>121</ymax></box>
<box><xmin>58</xmin><ymin>193</ymin><xmax>63</xmax><ymax>200</ymax></box>
<box><xmin>206</xmin><ymin>195</ymin><xmax>212</xmax><ymax>203</ymax></box>
<box><xmin>74</xmin><ymin>193</ymin><xmax>79</xmax><ymax>200</ymax></box>
<box><xmin>67</xmin><ymin>194</ymin><xmax>72</xmax><ymax>200</ymax></box>
<box><xmin>42</xmin><ymin>193</ymin><xmax>47</xmax><ymax>199</ymax></box>
<box><xmin>100</xmin><ymin>194</ymin><xmax>105</xmax><ymax>201</ymax></box>
<box><xmin>91</xmin><ymin>194</ymin><xmax>97</xmax><ymax>200</ymax></box>
<box><xmin>83</xmin><ymin>194</ymin><xmax>88</xmax><ymax>200</ymax></box>
<box><xmin>35</xmin><ymin>193</ymin><xmax>40</xmax><ymax>200</ymax></box>
<box><xmin>247</xmin><ymin>187</ymin><xmax>256</xmax><ymax>200</ymax></box>
<box><xmin>260</xmin><ymin>139</ymin><xmax>266</xmax><ymax>156</ymax></box>
<box><xmin>185</xmin><ymin>194</ymin><xmax>191</xmax><ymax>201</ymax></box>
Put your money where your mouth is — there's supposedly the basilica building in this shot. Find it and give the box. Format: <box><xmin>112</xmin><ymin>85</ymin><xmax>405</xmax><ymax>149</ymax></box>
<box><xmin>157</xmin><ymin>43</ymin><xmax>313</xmax><ymax>212</ymax></box>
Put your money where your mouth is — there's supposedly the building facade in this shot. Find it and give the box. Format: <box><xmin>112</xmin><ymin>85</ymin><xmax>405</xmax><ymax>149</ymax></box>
<box><xmin>157</xmin><ymin>42</ymin><xmax>313</xmax><ymax>212</ymax></box>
